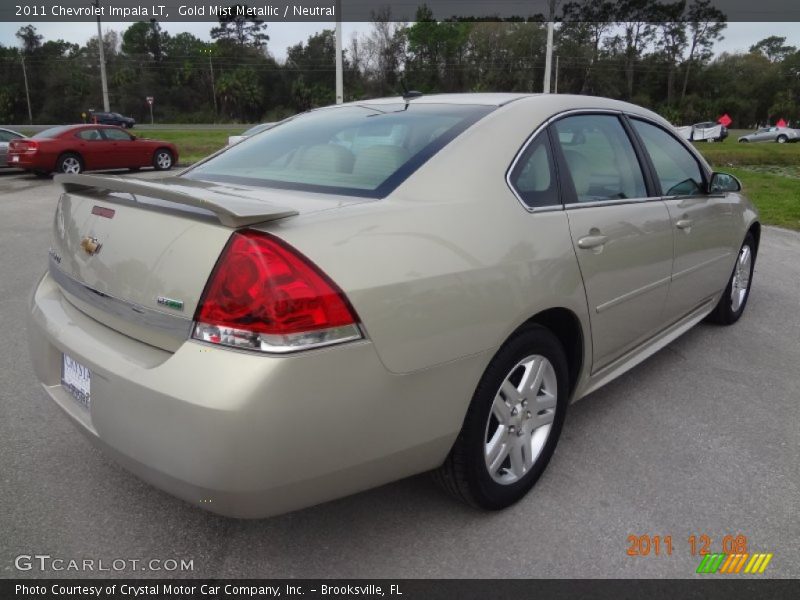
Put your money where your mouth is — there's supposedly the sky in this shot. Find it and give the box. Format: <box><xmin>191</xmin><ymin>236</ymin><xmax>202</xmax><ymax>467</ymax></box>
<box><xmin>0</xmin><ymin>21</ymin><xmax>797</xmax><ymax>61</ymax></box>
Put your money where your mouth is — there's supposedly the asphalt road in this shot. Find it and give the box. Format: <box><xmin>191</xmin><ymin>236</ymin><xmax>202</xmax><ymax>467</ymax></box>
<box><xmin>1</xmin><ymin>168</ymin><xmax>798</xmax><ymax>579</ymax></box>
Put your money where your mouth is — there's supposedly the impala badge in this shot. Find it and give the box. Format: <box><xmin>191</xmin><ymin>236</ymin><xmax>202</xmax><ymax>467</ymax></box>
<box><xmin>157</xmin><ymin>296</ymin><xmax>184</xmax><ymax>311</ymax></box>
<box><xmin>80</xmin><ymin>236</ymin><xmax>102</xmax><ymax>256</ymax></box>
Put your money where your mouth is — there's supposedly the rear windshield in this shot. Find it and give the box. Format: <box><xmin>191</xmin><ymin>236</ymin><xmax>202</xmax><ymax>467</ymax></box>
<box><xmin>184</xmin><ymin>103</ymin><xmax>493</xmax><ymax>198</ymax></box>
<box><xmin>33</xmin><ymin>126</ymin><xmax>71</xmax><ymax>139</ymax></box>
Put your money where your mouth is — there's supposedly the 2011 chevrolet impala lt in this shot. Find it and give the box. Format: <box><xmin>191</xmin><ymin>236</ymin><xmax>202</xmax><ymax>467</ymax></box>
<box><xmin>28</xmin><ymin>94</ymin><xmax>759</xmax><ymax>517</ymax></box>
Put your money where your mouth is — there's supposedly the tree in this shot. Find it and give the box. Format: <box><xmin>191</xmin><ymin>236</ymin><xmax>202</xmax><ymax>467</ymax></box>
<box><xmin>16</xmin><ymin>25</ymin><xmax>42</xmax><ymax>53</ymax></box>
<box><xmin>653</xmin><ymin>1</ymin><xmax>688</xmax><ymax>105</ymax></box>
<box><xmin>211</xmin><ymin>4</ymin><xmax>269</xmax><ymax>48</ymax></box>
<box><xmin>680</xmin><ymin>0</ymin><xmax>726</xmax><ymax>101</ymax></box>
<box><xmin>749</xmin><ymin>36</ymin><xmax>797</xmax><ymax>63</ymax></box>
<box><xmin>613</xmin><ymin>0</ymin><xmax>656</xmax><ymax>100</ymax></box>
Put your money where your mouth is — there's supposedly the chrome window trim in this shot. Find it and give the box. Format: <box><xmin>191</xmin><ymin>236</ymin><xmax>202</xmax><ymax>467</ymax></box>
<box><xmin>506</xmin><ymin>108</ymin><xmax>643</xmax><ymax>213</ymax></box>
<box><xmin>48</xmin><ymin>256</ymin><xmax>193</xmax><ymax>339</ymax></box>
<box><xmin>507</xmin><ymin>107</ymin><xmax>717</xmax><ymax>213</ymax></box>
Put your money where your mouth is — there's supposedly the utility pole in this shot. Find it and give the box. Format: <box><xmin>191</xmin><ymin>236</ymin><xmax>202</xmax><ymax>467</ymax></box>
<box><xmin>93</xmin><ymin>0</ymin><xmax>110</xmax><ymax>111</ymax></box>
<box><xmin>554</xmin><ymin>55</ymin><xmax>559</xmax><ymax>94</ymax></box>
<box><xmin>204</xmin><ymin>47</ymin><xmax>218</xmax><ymax>119</ymax></box>
<box><xmin>335</xmin><ymin>0</ymin><xmax>343</xmax><ymax>104</ymax></box>
<box><xmin>20</xmin><ymin>55</ymin><xmax>33</xmax><ymax>124</ymax></box>
<box><xmin>542</xmin><ymin>0</ymin><xmax>557</xmax><ymax>94</ymax></box>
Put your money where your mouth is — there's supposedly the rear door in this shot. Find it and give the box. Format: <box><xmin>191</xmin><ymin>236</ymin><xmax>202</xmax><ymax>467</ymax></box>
<box><xmin>553</xmin><ymin>113</ymin><xmax>674</xmax><ymax>372</ymax></box>
<box><xmin>629</xmin><ymin>118</ymin><xmax>738</xmax><ymax>323</ymax></box>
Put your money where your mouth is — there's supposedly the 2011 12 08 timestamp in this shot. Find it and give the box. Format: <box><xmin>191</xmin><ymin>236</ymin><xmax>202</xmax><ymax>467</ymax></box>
<box><xmin>626</xmin><ymin>534</ymin><xmax>748</xmax><ymax>556</ymax></box>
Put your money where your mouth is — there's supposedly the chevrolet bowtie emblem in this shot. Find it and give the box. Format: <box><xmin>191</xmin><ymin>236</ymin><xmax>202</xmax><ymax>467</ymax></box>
<box><xmin>80</xmin><ymin>236</ymin><xmax>102</xmax><ymax>256</ymax></box>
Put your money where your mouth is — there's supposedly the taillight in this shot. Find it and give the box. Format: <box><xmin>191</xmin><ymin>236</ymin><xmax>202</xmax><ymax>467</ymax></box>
<box><xmin>12</xmin><ymin>140</ymin><xmax>38</xmax><ymax>153</ymax></box>
<box><xmin>192</xmin><ymin>230</ymin><xmax>362</xmax><ymax>353</ymax></box>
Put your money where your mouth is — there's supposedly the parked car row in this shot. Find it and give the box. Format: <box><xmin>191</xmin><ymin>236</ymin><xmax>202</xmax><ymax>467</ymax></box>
<box><xmin>6</xmin><ymin>124</ymin><xmax>177</xmax><ymax>175</ymax></box>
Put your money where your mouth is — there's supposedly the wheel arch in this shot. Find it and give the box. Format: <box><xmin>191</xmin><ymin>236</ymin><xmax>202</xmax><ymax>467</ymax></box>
<box><xmin>517</xmin><ymin>307</ymin><xmax>584</xmax><ymax>397</ymax></box>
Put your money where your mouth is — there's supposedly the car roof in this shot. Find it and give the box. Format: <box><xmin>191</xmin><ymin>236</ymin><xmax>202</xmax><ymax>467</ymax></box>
<box><xmin>338</xmin><ymin>93</ymin><xmax>671</xmax><ymax>123</ymax></box>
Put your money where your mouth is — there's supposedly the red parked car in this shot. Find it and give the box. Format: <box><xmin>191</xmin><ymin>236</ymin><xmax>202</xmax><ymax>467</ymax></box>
<box><xmin>7</xmin><ymin>124</ymin><xmax>178</xmax><ymax>176</ymax></box>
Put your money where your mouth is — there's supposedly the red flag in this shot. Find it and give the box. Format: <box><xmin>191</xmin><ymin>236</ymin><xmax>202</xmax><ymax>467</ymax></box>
<box><xmin>776</xmin><ymin>118</ymin><xmax>787</xmax><ymax>127</ymax></box>
<box><xmin>717</xmin><ymin>114</ymin><xmax>732</xmax><ymax>127</ymax></box>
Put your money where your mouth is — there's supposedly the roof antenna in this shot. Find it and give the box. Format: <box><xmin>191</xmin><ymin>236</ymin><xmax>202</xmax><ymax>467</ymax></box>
<box><xmin>400</xmin><ymin>78</ymin><xmax>423</xmax><ymax>103</ymax></box>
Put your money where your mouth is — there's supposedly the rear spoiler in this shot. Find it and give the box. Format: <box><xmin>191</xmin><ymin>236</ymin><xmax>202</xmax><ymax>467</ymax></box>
<box><xmin>55</xmin><ymin>174</ymin><xmax>299</xmax><ymax>227</ymax></box>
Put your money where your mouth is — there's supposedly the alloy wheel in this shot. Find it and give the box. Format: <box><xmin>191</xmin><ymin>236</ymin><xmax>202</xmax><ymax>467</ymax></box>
<box><xmin>484</xmin><ymin>354</ymin><xmax>557</xmax><ymax>485</ymax></box>
<box><xmin>61</xmin><ymin>157</ymin><xmax>81</xmax><ymax>174</ymax></box>
<box><xmin>730</xmin><ymin>243</ymin><xmax>752</xmax><ymax>313</ymax></box>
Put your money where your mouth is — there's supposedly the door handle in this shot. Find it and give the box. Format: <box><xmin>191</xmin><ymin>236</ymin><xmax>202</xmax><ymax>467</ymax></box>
<box><xmin>676</xmin><ymin>218</ymin><xmax>693</xmax><ymax>230</ymax></box>
<box><xmin>577</xmin><ymin>234</ymin><xmax>609</xmax><ymax>250</ymax></box>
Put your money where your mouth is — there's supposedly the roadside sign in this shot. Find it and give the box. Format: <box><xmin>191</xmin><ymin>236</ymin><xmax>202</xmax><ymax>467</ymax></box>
<box><xmin>146</xmin><ymin>96</ymin><xmax>154</xmax><ymax>106</ymax></box>
<box><xmin>717</xmin><ymin>114</ymin><xmax>732</xmax><ymax>127</ymax></box>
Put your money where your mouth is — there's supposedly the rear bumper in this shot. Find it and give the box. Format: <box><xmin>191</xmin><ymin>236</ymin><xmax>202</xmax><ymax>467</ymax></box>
<box><xmin>27</xmin><ymin>271</ymin><xmax>483</xmax><ymax>518</ymax></box>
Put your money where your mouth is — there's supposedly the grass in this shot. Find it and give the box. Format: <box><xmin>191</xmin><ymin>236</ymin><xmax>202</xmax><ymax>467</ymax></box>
<box><xmin>135</xmin><ymin>128</ymin><xmax>241</xmax><ymax>164</ymax></box>
<box><xmin>725</xmin><ymin>167</ymin><xmax>800</xmax><ymax>231</ymax></box>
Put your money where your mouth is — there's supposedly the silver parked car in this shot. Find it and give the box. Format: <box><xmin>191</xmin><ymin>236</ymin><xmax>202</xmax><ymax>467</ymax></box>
<box><xmin>28</xmin><ymin>94</ymin><xmax>759</xmax><ymax>518</ymax></box>
<box><xmin>0</xmin><ymin>127</ymin><xmax>25</xmax><ymax>166</ymax></box>
<box><xmin>738</xmin><ymin>126</ymin><xmax>800</xmax><ymax>143</ymax></box>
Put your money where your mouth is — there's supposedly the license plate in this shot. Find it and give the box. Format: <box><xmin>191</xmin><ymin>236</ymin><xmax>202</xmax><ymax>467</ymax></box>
<box><xmin>11</xmin><ymin>155</ymin><xmax>19</xmax><ymax>163</ymax></box>
<box><xmin>62</xmin><ymin>353</ymin><xmax>91</xmax><ymax>410</ymax></box>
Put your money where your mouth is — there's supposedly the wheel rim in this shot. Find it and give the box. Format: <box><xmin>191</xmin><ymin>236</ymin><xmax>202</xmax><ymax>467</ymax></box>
<box><xmin>61</xmin><ymin>157</ymin><xmax>81</xmax><ymax>174</ymax></box>
<box><xmin>778</xmin><ymin>137</ymin><xmax>786</xmax><ymax>143</ymax></box>
<box><xmin>156</xmin><ymin>152</ymin><xmax>172</xmax><ymax>169</ymax></box>
<box><xmin>484</xmin><ymin>354</ymin><xmax>557</xmax><ymax>485</ymax></box>
<box><xmin>730</xmin><ymin>244</ymin><xmax>752</xmax><ymax>313</ymax></box>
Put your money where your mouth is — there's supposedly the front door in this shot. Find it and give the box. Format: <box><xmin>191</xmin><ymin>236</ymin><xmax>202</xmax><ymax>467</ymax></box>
<box><xmin>552</xmin><ymin>113</ymin><xmax>674</xmax><ymax>372</ymax></box>
<box><xmin>629</xmin><ymin>118</ymin><xmax>739</xmax><ymax>322</ymax></box>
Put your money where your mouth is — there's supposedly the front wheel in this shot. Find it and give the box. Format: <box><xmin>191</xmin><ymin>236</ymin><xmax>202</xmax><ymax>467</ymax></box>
<box><xmin>707</xmin><ymin>232</ymin><xmax>756</xmax><ymax>325</ymax></box>
<box><xmin>153</xmin><ymin>149</ymin><xmax>173</xmax><ymax>171</ymax></box>
<box><xmin>433</xmin><ymin>325</ymin><xmax>569</xmax><ymax>510</ymax></box>
<box><xmin>56</xmin><ymin>152</ymin><xmax>83</xmax><ymax>175</ymax></box>
<box><xmin>777</xmin><ymin>135</ymin><xmax>788</xmax><ymax>144</ymax></box>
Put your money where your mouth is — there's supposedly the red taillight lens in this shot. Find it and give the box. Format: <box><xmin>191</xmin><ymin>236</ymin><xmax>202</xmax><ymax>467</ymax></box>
<box><xmin>192</xmin><ymin>230</ymin><xmax>361</xmax><ymax>352</ymax></box>
<box><xmin>12</xmin><ymin>140</ymin><xmax>38</xmax><ymax>153</ymax></box>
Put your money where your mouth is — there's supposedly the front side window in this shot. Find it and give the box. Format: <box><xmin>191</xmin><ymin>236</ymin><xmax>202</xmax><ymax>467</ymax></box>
<box><xmin>508</xmin><ymin>133</ymin><xmax>558</xmax><ymax>208</ymax></box>
<box><xmin>552</xmin><ymin>114</ymin><xmax>647</xmax><ymax>203</ymax></box>
<box><xmin>631</xmin><ymin>119</ymin><xmax>705</xmax><ymax>196</ymax></box>
<box><xmin>184</xmin><ymin>104</ymin><xmax>493</xmax><ymax>198</ymax></box>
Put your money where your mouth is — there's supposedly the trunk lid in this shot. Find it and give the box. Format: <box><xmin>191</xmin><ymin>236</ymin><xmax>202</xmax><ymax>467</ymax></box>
<box><xmin>49</xmin><ymin>174</ymin><xmax>362</xmax><ymax>351</ymax></box>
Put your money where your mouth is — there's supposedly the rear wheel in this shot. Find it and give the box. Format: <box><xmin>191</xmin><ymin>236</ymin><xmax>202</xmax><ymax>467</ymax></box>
<box><xmin>153</xmin><ymin>149</ymin><xmax>173</xmax><ymax>171</ymax></box>
<box><xmin>56</xmin><ymin>153</ymin><xmax>83</xmax><ymax>175</ymax></box>
<box><xmin>433</xmin><ymin>325</ymin><xmax>569</xmax><ymax>510</ymax></box>
<box><xmin>707</xmin><ymin>232</ymin><xmax>756</xmax><ymax>325</ymax></box>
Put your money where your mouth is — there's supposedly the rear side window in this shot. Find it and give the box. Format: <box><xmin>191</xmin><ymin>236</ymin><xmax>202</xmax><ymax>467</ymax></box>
<box><xmin>103</xmin><ymin>129</ymin><xmax>133</xmax><ymax>141</ymax></box>
<box><xmin>184</xmin><ymin>104</ymin><xmax>493</xmax><ymax>198</ymax></box>
<box><xmin>508</xmin><ymin>133</ymin><xmax>559</xmax><ymax>208</ymax></box>
<box><xmin>77</xmin><ymin>129</ymin><xmax>103</xmax><ymax>141</ymax></box>
<box><xmin>552</xmin><ymin>114</ymin><xmax>647</xmax><ymax>203</ymax></box>
<box><xmin>631</xmin><ymin>119</ymin><xmax>705</xmax><ymax>196</ymax></box>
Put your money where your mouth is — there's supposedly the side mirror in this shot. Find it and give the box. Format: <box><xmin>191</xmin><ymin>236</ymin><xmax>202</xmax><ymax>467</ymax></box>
<box><xmin>709</xmin><ymin>172</ymin><xmax>741</xmax><ymax>193</ymax></box>
<box><xmin>130</xmin><ymin>135</ymin><xmax>137</xmax><ymax>141</ymax></box>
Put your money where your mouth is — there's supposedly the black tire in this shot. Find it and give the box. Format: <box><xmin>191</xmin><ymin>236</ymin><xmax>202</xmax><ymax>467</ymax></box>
<box><xmin>433</xmin><ymin>324</ymin><xmax>569</xmax><ymax>510</ymax></box>
<box><xmin>706</xmin><ymin>232</ymin><xmax>756</xmax><ymax>325</ymax></box>
<box><xmin>56</xmin><ymin>152</ymin><xmax>83</xmax><ymax>175</ymax></box>
<box><xmin>152</xmin><ymin>149</ymin><xmax>173</xmax><ymax>171</ymax></box>
<box><xmin>777</xmin><ymin>135</ymin><xmax>788</xmax><ymax>144</ymax></box>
